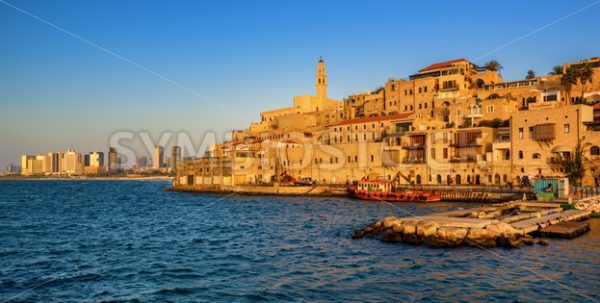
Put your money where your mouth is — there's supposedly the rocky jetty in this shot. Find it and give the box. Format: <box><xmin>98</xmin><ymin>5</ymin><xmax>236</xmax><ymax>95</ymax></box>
<box><xmin>353</xmin><ymin>201</ymin><xmax>594</xmax><ymax>248</ymax></box>
<box><xmin>353</xmin><ymin>216</ymin><xmax>535</xmax><ymax>248</ymax></box>
<box><xmin>575</xmin><ymin>195</ymin><xmax>600</xmax><ymax>213</ymax></box>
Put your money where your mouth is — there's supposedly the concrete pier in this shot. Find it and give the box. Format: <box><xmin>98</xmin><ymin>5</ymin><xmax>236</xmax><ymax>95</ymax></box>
<box><xmin>354</xmin><ymin>201</ymin><xmax>593</xmax><ymax>248</ymax></box>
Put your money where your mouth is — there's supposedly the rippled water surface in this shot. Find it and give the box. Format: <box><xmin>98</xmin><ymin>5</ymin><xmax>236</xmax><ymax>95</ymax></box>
<box><xmin>1</xmin><ymin>180</ymin><xmax>599</xmax><ymax>302</ymax></box>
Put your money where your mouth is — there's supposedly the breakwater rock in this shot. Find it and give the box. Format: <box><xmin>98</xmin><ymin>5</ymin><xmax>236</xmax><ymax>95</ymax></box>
<box><xmin>575</xmin><ymin>195</ymin><xmax>600</xmax><ymax>213</ymax></box>
<box><xmin>353</xmin><ymin>216</ymin><xmax>535</xmax><ymax>248</ymax></box>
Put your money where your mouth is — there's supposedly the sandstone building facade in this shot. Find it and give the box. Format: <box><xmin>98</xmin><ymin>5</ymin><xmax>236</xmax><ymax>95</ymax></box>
<box><xmin>176</xmin><ymin>57</ymin><xmax>600</xmax><ymax>187</ymax></box>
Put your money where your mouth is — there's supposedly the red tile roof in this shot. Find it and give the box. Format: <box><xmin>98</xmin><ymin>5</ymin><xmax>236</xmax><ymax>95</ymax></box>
<box><xmin>593</xmin><ymin>103</ymin><xmax>600</xmax><ymax>110</ymax></box>
<box><xmin>336</xmin><ymin>112</ymin><xmax>414</xmax><ymax>126</ymax></box>
<box><xmin>419</xmin><ymin>58</ymin><xmax>468</xmax><ymax>72</ymax></box>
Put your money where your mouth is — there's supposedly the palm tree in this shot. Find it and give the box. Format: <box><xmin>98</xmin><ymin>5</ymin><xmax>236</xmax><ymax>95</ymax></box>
<box><xmin>484</xmin><ymin>60</ymin><xmax>503</xmax><ymax>72</ymax></box>
<box><xmin>561</xmin><ymin>67</ymin><xmax>579</xmax><ymax>103</ymax></box>
<box><xmin>564</xmin><ymin>143</ymin><xmax>585</xmax><ymax>187</ymax></box>
<box><xmin>577</xmin><ymin>62</ymin><xmax>593</xmax><ymax>102</ymax></box>
<box><xmin>525</xmin><ymin>70</ymin><xmax>536</xmax><ymax>80</ymax></box>
<box><xmin>549</xmin><ymin>65</ymin><xmax>563</xmax><ymax>75</ymax></box>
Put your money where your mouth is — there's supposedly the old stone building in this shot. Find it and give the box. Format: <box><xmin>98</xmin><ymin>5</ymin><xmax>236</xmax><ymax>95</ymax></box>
<box><xmin>176</xmin><ymin>56</ymin><xmax>600</xmax><ymax>187</ymax></box>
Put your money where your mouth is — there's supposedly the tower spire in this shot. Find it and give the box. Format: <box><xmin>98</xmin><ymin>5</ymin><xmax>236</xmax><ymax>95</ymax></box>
<box><xmin>316</xmin><ymin>57</ymin><xmax>327</xmax><ymax>98</ymax></box>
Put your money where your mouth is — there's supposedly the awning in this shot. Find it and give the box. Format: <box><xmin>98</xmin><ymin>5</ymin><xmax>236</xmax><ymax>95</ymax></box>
<box><xmin>551</xmin><ymin>145</ymin><xmax>572</xmax><ymax>153</ymax></box>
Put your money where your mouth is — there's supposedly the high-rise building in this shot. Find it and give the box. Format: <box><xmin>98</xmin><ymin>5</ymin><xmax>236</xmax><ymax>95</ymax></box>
<box><xmin>86</xmin><ymin>151</ymin><xmax>104</xmax><ymax>167</ymax></box>
<box><xmin>153</xmin><ymin>144</ymin><xmax>164</xmax><ymax>169</ymax></box>
<box><xmin>5</xmin><ymin>163</ymin><xmax>17</xmax><ymax>173</ymax></box>
<box><xmin>170</xmin><ymin>145</ymin><xmax>181</xmax><ymax>172</ymax></box>
<box><xmin>63</xmin><ymin>149</ymin><xmax>83</xmax><ymax>175</ymax></box>
<box><xmin>21</xmin><ymin>155</ymin><xmax>35</xmax><ymax>175</ymax></box>
<box><xmin>33</xmin><ymin>155</ymin><xmax>46</xmax><ymax>175</ymax></box>
<box><xmin>83</xmin><ymin>151</ymin><xmax>106</xmax><ymax>175</ymax></box>
<box><xmin>136</xmin><ymin>156</ymin><xmax>148</xmax><ymax>170</ymax></box>
<box><xmin>108</xmin><ymin>147</ymin><xmax>120</xmax><ymax>171</ymax></box>
<box><xmin>48</xmin><ymin>152</ymin><xmax>62</xmax><ymax>173</ymax></box>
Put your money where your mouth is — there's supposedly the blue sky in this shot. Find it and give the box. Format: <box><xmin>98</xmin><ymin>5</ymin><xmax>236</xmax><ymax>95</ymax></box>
<box><xmin>1</xmin><ymin>0</ymin><xmax>600</xmax><ymax>168</ymax></box>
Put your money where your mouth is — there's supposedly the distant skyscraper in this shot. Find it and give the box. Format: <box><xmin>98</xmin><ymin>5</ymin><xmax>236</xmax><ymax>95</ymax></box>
<box><xmin>136</xmin><ymin>156</ymin><xmax>148</xmax><ymax>170</ymax></box>
<box><xmin>63</xmin><ymin>149</ymin><xmax>83</xmax><ymax>175</ymax></box>
<box><xmin>5</xmin><ymin>163</ymin><xmax>17</xmax><ymax>173</ymax></box>
<box><xmin>20</xmin><ymin>155</ymin><xmax>34</xmax><ymax>175</ymax></box>
<box><xmin>86</xmin><ymin>151</ymin><xmax>104</xmax><ymax>167</ymax></box>
<box><xmin>170</xmin><ymin>145</ymin><xmax>181</xmax><ymax>172</ymax></box>
<box><xmin>108</xmin><ymin>147</ymin><xmax>119</xmax><ymax>171</ymax></box>
<box><xmin>49</xmin><ymin>152</ymin><xmax>62</xmax><ymax>173</ymax></box>
<box><xmin>33</xmin><ymin>155</ymin><xmax>46</xmax><ymax>175</ymax></box>
<box><xmin>153</xmin><ymin>145</ymin><xmax>164</xmax><ymax>169</ymax></box>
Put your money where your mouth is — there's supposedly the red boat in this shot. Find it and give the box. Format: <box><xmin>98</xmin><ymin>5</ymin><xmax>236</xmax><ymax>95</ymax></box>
<box><xmin>348</xmin><ymin>173</ymin><xmax>441</xmax><ymax>202</ymax></box>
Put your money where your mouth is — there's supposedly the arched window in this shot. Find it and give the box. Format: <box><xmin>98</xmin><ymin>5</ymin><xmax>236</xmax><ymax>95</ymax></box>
<box><xmin>416</xmin><ymin>175</ymin><xmax>422</xmax><ymax>185</ymax></box>
<box><xmin>532</xmin><ymin>153</ymin><xmax>541</xmax><ymax>159</ymax></box>
<box><xmin>455</xmin><ymin>174</ymin><xmax>462</xmax><ymax>185</ymax></box>
<box><xmin>591</xmin><ymin>146</ymin><xmax>600</xmax><ymax>156</ymax></box>
<box><xmin>476</xmin><ymin>79</ymin><xmax>485</xmax><ymax>88</ymax></box>
<box><xmin>518</xmin><ymin>151</ymin><xmax>524</xmax><ymax>159</ymax></box>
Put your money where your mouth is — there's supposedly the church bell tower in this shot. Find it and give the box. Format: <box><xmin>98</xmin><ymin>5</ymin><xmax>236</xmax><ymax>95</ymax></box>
<box><xmin>316</xmin><ymin>57</ymin><xmax>327</xmax><ymax>99</ymax></box>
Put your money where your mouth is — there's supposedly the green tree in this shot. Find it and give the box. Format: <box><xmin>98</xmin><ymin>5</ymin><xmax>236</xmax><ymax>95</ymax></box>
<box><xmin>484</xmin><ymin>60</ymin><xmax>503</xmax><ymax>72</ymax></box>
<box><xmin>577</xmin><ymin>62</ymin><xmax>594</xmax><ymax>102</ymax></box>
<box><xmin>564</xmin><ymin>144</ymin><xmax>585</xmax><ymax>187</ymax></box>
<box><xmin>525</xmin><ymin>70</ymin><xmax>536</xmax><ymax>80</ymax></box>
<box><xmin>549</xmin><ymin>65</ymin><xmax>563</xmax><ymax>75</ymax></box>
<box><xmin>560</xmin><ymin>67</ymin><xmax>579</xmax><ymax>103</ymax></box>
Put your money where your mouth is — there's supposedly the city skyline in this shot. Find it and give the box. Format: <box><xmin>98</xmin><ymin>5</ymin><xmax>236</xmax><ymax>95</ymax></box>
<box><xmin>2</xmin><ymin>0</ymin><xmax>600</xmax><ymax>169</ymax></box>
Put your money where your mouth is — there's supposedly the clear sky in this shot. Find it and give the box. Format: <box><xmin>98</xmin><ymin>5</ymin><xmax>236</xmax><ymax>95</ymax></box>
<box><xmin>1</xmin><ymin>0</ymin><xmax>599</xmax><ymax>168</ymax></box>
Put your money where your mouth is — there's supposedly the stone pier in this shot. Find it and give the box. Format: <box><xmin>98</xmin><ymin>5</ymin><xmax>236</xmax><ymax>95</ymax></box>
<box><xmin>353</xmin><ymin>201</ymin><xmax>592</xmax><ymax>248</ymax></box>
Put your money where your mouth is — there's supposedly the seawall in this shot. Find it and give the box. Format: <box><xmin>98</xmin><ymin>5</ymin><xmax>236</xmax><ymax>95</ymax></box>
<box><xmin>168</xmin><ymin>184</ymin><xmax>347</xmax><ymax>197</ymax></box>
<box><xmin>169</xmin><ymin>184</ymin><xmax>534</xmax><ymax>202</ymax></box>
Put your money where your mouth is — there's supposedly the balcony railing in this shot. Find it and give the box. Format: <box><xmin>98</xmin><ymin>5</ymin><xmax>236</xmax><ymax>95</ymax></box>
<box><xmin>439</xmin><ymin>86</ymin><xmax>459</xmax><ymax>92</ymax></box>
<box><xmin>449</xmin><ymin>155</ymin><xmax>477</xmax><ymax>163</ymax></box>
<box><xmin>450</xmin><ymin>141</ymin><xmax>482</xmax><ymax>148</ymax></box>
<box><xmin>402</xmin><ymin>157</ymin><xmax>426</xmax><ymax>164</ymax></box>
<box><xmin>547</xmin><ymin>157</ymin><xmax>569</xmax><ymax>166</ymax></box>
<box><xmin>402</xmin><ymin>142</ymin><xmax>426</xmax><ymax>149</ymax></box>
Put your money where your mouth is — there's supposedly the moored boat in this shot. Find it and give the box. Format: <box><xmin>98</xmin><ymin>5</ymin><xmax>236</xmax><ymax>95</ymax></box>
<box><xmin>348</xmin><ymin>173</ymin><xmax>441</xmax><ymax>202</ymax></box>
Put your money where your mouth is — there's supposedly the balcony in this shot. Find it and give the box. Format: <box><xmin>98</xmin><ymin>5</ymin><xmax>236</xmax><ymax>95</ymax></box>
<box><xmin>402</xmin><ymin>134</ymin><xmax>426</xmax><ymax>149</ymax></box>
<box><xmin>466</xmin><ymin>113</ymin><xmax>483</xmax><ymax>119</ymax></box>
<box><xmin>532</xmin><ymin>123</ymin><xmax>556</xmax><ymax>141</ymax></box>
<box><xmin>451</xmin><ymin>130</ymin><xmax>483</xmax><ymax>148</ymax></box>
<box><xmin>439</xmin><ymin>86</ymin><xmax>459</xmax><ymax>92</ymax></box>
<box><xmin>402</xmin><ymin>157</ymin><xmax>426</xmax><ymax>164</ymax></box>
<box><xmin>449</xmin><ymin>155</ymin><xmax>477</xmax><ymax>163</ymax></box>
<box><xmin>450</xmin><ymin>141</ymin><xmax>482</xmax><ymax>148</ymax></box>
<box><xmin>402</xmin><ymin>142</ymin><xmax>426</xmax><ymax>149</ymax></box>
<box><xmin>547</xmin><ymin>157</ymin><xmax>569</xmax><ymax>167</ymax></box>
<box><xmin>492</xmin><ymin>140</ymin><xmax>510</xmax><ymax>150</ymax></box>
<box><xmin>482</xmin><ymin>79</ymin><xmax>538</xmax><ymax>91</ymax></box>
